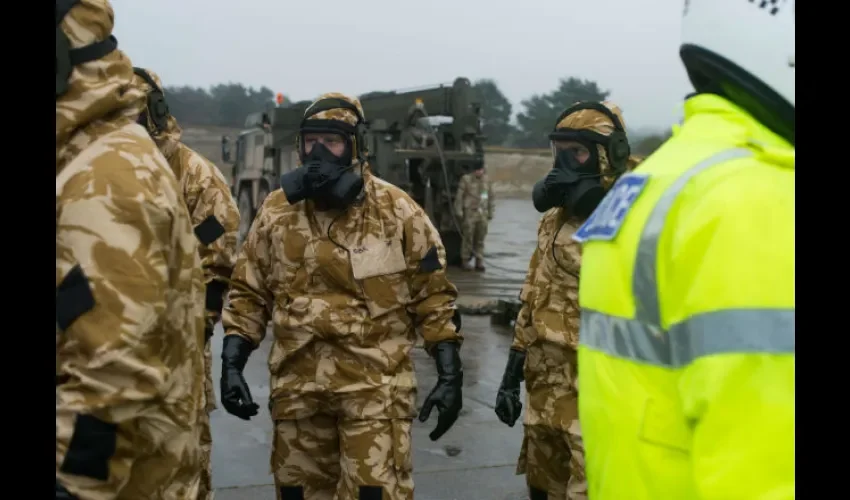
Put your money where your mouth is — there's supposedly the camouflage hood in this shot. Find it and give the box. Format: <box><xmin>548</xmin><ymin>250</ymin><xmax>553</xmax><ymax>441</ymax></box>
<box><xmin>56</xmin><ymin>0</ymin><xmax>146</xmax><ymax>168</ymax></box>
<box><xmin>129</xmin><ymin>68</ymin><xmax>183</xmax><ymax>158</ymax></box>
<box><xmin>553</xmin><ymin>101</ymin><xmax>640</xmax><ymax>189</ymax></box>
<box><xmin>297</xmin><ymin>92</ymin><xmax>370</xmax><ymax>173</ymax></box>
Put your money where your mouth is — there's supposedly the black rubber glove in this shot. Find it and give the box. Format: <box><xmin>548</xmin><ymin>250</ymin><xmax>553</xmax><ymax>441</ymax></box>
<box><xmin>418</xmin><ymin>341</ymin><xmax>463</xmax><ymax>441</ymax></box>
<box><xmin>220</xmin><ymin>334</ymin><xmax>259</xmax><ymax>420</ymax></box>
<box><xmin>495</xmin><ymin>349</ymin><xmax>526</xmax><ymax>427</ymax></box>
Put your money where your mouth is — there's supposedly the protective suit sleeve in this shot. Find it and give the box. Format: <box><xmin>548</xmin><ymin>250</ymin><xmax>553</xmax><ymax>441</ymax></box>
<box><xmin>453</xmin><ymin>176</ymin><xmax>467</xmax><ymax>217</ymax></box>
<box><xmin>403</xmin><ymin>207</ymin><xmax>463</xmax><ymax>351</ymax></box>
<box><xmin>511</xmin><ymin>244</ymin><xmax>541</xmax><ymax>352</ymax></box>
<box><xmin>511</xmin><ymin>213</ymin><xmax>549</xmax><ymax>352</ymax></box>
<box><xmin>665</xmin><ymin>182</ymin><xmax>795</xmax><ymax>500</ymax></box>
<box><xmin>180</xmin><ymin>148</ymin><xmax>240</xmax><ymax>326</ymax></box>
<box><xmin>221</xmin><ymin>203</ymin><xmax>273</xmax><ymax>347</ymax></box>
<box><xmin>56</xmin><ymin>195</ymin><xmax>177</xmax><ymax>496</ymax></box>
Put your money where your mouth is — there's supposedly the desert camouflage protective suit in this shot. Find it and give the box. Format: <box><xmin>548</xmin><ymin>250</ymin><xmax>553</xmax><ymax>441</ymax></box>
<box><xmin>505</xmin><ymin>102</ymin><xmax>641</xmax><ymax>500</ymax></box>
<box><xmin>56</xmin><ymin>1</ymin><xmax>205</xmax><ymax>498</ymax></box>
<box><xmin>131</xmin><ymin>68</ymin><xmax>241</xmax><ymax>500</ymax></box>
<box><xmin>222</xmin><ymin>93</ymin><xmax>463</xmax><ymax>500</ymax></box>
<box><xmin>453</xmin><ymin>170</ymin><xmax>494</xmax><ymax>268</ymax></box>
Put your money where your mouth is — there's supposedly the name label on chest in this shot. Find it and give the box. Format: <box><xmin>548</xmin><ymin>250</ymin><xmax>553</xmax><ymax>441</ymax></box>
<box><xmin>350</xmin><ymin>239</ymin><xmax>407</xmax><ymax>279</ymax></box>
<box><xmin>573</xmin><ymin>174</ymin><xmax>649</xmax><ymax>243</ymax></box>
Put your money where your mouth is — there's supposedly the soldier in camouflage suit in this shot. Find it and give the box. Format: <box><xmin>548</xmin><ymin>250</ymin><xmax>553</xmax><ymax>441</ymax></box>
<box><xmin>131</xmin><ymin>67</ymin><xmax>241</xmax><ymax>500</ymax></box>
<box><xmin>221</xmin><ymin>93</ymin><xmax>464</xmax><ymax>500</ymax></box>
<box><xmin>453</xmin><ymin>166</ymin><xmax>494</xmax><ymax>271</ymax></box>
<box><xmin>398</xmin><ymin>102</ymin><xmax>433</xmax><ymax>150</ymax></box>
<box><xmin>398</xmin><ymin>103</ymin><xmax>436</xmax><ymax>208</ymax></box>
<box><xmin>493</xmin><ymin>102</ymin><xmax>641</xmax><ymax>500</ymax></box>
<box><xmin>56</xmin><ymin>1</ymin><xmax>205</xmax><ymax>498</ymax></box>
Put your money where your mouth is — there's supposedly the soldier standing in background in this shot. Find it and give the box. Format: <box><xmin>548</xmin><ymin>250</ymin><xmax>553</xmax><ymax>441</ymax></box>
<box><xmin>222</xmin><ymin>135</ymin><xmax>231</xmax><ymax>163</ymax></box>
<box><xmin>131</xmin><ymin>67</ymin><xmax>241</xmax><ymax>500</ymax></box>
<box><xmin>454</xmin><ymin>165</ymin><xmax>494</xmax><ymax>271</ymax></box>
<box><xmin>399</xmin><ymin>102</ymin><xmax>437</xmax><ymax>206</ymax></box>
<box><xmin>56</xmin><ymin>0</ymin><xmax>205</xmax><ymax>498</ymax></box>
<box><xmin>399</xmin><ymin>101</ymin><xmax>433</xmax><ymax>150</ymax></box>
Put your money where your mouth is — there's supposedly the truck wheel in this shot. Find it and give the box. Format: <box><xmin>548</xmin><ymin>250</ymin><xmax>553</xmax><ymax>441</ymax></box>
<box><xmin>237</xmin><ymin>188</ymin><xmax>253</xmax><ymax>248</ymax></box>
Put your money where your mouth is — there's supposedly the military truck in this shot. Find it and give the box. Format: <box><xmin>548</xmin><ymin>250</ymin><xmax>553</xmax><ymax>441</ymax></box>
<box><xmin>228</xmin><ymin>108</ymin><xmax>298</xmax><ymax>244</ymax></box>
<box><xmin>228</xmin><ymin>77</ymin><xmax>486</xmax><ymax>266</ymax></box>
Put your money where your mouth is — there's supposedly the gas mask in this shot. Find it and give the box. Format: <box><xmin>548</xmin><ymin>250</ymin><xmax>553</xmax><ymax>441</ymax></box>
<box><xmin>281</xmin><ymin>96</ymin><xmax>369</xmax><ymax>210</ymax></box>
<box><xmin>532</xmin><ymin>146</ymin><xmax>605</xmax><ymax>218</ymax></box>
<box><xmin>280</xmin><ymin>138</ymin><xmax>364</xmax><ymax>211</ymax></box>
<box><xmin>533</xmin><ymin>101</ymin><xmax>632</xmax><ymax>217</ymax></box>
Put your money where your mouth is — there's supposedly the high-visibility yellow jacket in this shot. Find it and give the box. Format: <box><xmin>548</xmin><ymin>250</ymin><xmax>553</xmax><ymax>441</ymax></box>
<box><xmin>574</xmin><ymin>94</ymin><xmax>795</xmax><ymax>500</ymax></box>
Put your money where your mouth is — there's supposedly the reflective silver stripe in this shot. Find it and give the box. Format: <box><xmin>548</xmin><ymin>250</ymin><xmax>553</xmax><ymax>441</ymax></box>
<box><xmin>581</xmin><ymin>310</ymin><xmax>671</xmax><ymax>366</ymax></box>
<box><xmin>668</xmin><ymin>308</ymin><xmax>795</xmax><ymax>364</ymax></box>
<box><xmin>633</xmin><ymin>148</ymin><xmax>753</xmax><ymax>324</ymax></box>
<box><xmin>581</xmin><ymin>147</ymin><xmax>795</xmax><ymax>366</ymax></box>
<box><xmin>581</xmin><ymin>308</ymin><xmax>795</xmax><ymax>368</ymax></box>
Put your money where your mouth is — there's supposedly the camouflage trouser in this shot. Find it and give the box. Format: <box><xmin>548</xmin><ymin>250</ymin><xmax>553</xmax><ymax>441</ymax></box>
<box><xmin>517</xmin><ymin>343</ymin><xmax>587</xmax><ymax>500</ymax></box>
<box><xmin>198</xmin><ymin>342</ymin><xmax>216</xmax><ymax>500</ymax></box>
<box><xmin>271</xmin><ymin>415</ymin><xmax>414</xmax><ymax>500</ymax></box>
<box><xmin>57</xmin><ymin>412</ymin><xmax>202</xmax><ymax>499</ymax></box>
<box><xmin>460</xmin><ymin>218</ymin><xmax>488</xmax><ymax>262</ymax></box>
<box><xmin>517</xmin><ymin>422</ymin><xmax>587</xmax><ymax>500</ymax></box>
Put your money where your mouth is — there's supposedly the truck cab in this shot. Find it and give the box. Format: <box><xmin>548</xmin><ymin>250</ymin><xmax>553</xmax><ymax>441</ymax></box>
<box><xmin>230</xmin><ymin>110</ymin><xmax>302</xmax><ymax>244</ymax></box>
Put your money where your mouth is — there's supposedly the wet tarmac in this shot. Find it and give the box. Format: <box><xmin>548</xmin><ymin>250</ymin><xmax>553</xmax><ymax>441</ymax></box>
<box><xmin>211</xmin><ymin>197</ymin><xmax>540</xmax><ymax>499</ymax></box>
<box><xmin>447</xmin><ymin>198</ymin><xmax>538</xmax><ymax>306</ymax></box>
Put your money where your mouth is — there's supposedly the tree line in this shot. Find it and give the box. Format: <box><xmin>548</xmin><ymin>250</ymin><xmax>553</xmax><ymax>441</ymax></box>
<box><xmin>163</xmin><ymin>77</ymin><xmax>670</xmax><ymax>155</ymax></box>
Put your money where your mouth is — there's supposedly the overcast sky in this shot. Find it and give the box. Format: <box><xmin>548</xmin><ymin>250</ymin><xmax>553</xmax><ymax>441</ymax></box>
<box><xmin>112</xmin><ymin>0</ymin><xmax>692</xmax><ymax>133</ymax></box>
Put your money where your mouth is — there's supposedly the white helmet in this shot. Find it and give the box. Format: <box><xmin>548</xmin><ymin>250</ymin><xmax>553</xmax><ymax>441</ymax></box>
<box><xmin>681</xmin><ymin>0</ymin><xmax>795</xmax><ymax>140</ymax></box>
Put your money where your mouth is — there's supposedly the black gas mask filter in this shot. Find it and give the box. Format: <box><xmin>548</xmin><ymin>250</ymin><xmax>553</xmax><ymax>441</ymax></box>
<box><xmin>532</xmin><ymin>145</ymin><xmax>606</xmax><ymax>218</ymax></box>
<box><xmin>132</xmin><ymin>67</ymin><xmax>170</xmax><ymax>134</ymax></box>
<box><xmin>532</xmin><ymin>102</ymin><xmax>631</xmax><ymax>218</ymax></box>
<box><xmin>56</xmin><ymin>0</ymin><xmax>119</xmax><ymax>99</ymax></box>
<box><xmin>281</xmin><ymin>98</ymin><xmax>368</xmax><ymax>210</ymax></box>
